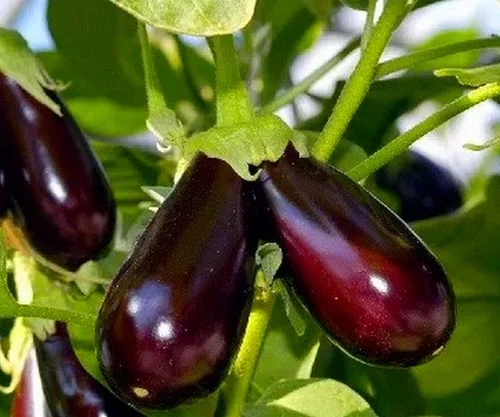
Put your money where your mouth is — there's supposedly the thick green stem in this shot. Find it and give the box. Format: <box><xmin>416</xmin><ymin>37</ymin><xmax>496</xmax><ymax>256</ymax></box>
<box><xmin>223</xmin><ymin>273</ymin><xmax>277</xmax><ymax>417</ymax></box>
<box><xmin>259</xmin><ymin>37</ymin><xmax>360</xmax><ymax>114</ymax></box>
<box><xmin>209</xmin><ymin>35</ymin><xmax>253</xmax><ymax>127</ymax></box>
<box><xmin>312</xmin><ymin>0</ymin><xmax>411</xmax><ymax>162</ymax></box>
<box><xmin>348</xmin><ymin>83</ymin><xmax>500</xmax><ymax>181</ymax></box>
<box><xmin>376</xmin><ymin>37</ymin><xmax>500</xmax><ymax>79</ymax></box>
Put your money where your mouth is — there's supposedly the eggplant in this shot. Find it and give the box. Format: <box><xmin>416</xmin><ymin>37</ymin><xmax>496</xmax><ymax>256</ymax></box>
<box><xmin>375</xmin><ymin>151</ymin><xmax>463</xmax><ymax>222</ymax></box>
<box><xmin>11</xmin><ymin>351</ymin><xmax>51</xmax><ymax>417</ymax></box>
<box><xmin>96</xmin><ymin>154</ymin><xmax>255</xmax><ymax>409</ymax></box>
<box><xmin>0</xmin><ymin>73</ymin><xmax>116</xmax><ymax>271</ymax></box>
<box><xmin>257</xmin><ymin>147</ymin><xmax>455</xmax><ymax>367</ymax></box>
<box><xmin>34</xmin><ymin>322</ymin><xmax>143</xmax><ymax>417</ymax></box>
<box><xmin>0</xmin><ymin>168</ymin><xmax>9</xmax><ymax>218</ymax></box>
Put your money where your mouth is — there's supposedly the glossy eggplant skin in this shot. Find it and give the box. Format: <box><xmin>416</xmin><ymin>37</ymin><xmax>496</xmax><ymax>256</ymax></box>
<box><xmin>0</xmin><ymin>168</ymin><xmax>9</xmax><ymax>218</ymax></box>
<box><xmin>35</xmin><ymin>322</ymin><xmax>143</xmax><ymax>417</ymax></box>
<box><xmin>11</xmin><ymin>351</ymin><xmax>51</xmax><ymax>417</ymax></box>
<box><xmin>258</xmin><ymin>147</ymin><xmax>455</xmax><ymax>367</ymax></box>
<box><xmin>375</xmin><ymin>151</ymin><xmax>463</xmax><ymax>222</ymax></box>
<box><xmin>96</xmin><ymin>155</ymin><xmax>255</xmax><ymax>409</ymax></box>
<box><xmin>0</xmin><ymin>73</ymin><xmax>116</xmax><ymax>271</ymax></box>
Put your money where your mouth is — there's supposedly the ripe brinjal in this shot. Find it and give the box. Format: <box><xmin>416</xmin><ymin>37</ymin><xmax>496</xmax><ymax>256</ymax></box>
<box><xmin>0</xmin><ymin>168</ymin><xmax>9</xmax><ymax>218</ymax></box>
<box><xmin>11</xmin><ymin>351</ymin><xmax>51</xmax><ymax>417</ymax></box>
<box><xmin>375</xmin><ymin>151</ymin><xmax>463</xmax><ymax>222</ymax></box>
<box><xmin>96</xmin><ymin>154</ymin><xmax>254</xmax><ymax>409</ymax></box>
<box><xmin>34</xmin><ymin>322</ymin><xmax>143</xmax><ymax>417</ymax></box>
<box><xmin>257</xmin><ymin>147</ymin><xmax>455</xmax><ymax>367</ymax></box>
<box><xmin>0</xmin><ymin>73</ymin><xmax>116</xmax><ymax>271</ymax></box>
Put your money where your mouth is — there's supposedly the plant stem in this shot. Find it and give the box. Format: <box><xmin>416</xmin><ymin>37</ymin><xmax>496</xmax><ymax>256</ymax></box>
<box><xmin>312</xmin><ymin>0</ymin><xmax>412</xmax><ymax>163</ymax></box>
<box><xmin>223</xmin><ymin>273</ymin><xmax>277</xmax><ymax>417</ymax></box>
<box><xmin>209</xmin><ymin>35</ymin><xmax>253</xmax><ymax>127</ymax></box>
<box><xmin>375</xmin><ymin>37</ymin><xmax>500</xmax><ymax>79</ymax></box>
<box><xmin>361</xmin><ymin>0</ymin><xmax>377</xmax><ymax>50</ymax></box>
<box><xmin>348</xmin><ymin>82</ymin><xmax>500</xmax><ymax>181</ymax></box>
<box><xmin>0</xmin><ymin>303</ymin><xmax>94</xmax><ymax>326</ymax></box>
<box><xmin>258</xmin><ymin>37</ymin><xmax>360</xmax><ymax>115</ymax></box>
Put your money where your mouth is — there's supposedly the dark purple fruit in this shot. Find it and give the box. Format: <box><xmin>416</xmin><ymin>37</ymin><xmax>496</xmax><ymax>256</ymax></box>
<box><xmin>96</xmin><ymin>155</ymin><xmax>255</xmax><ymax>409</ymax></box>
<box><xmin>0</xmin><ymin>73</ymin><xmax>116</xmax><ymax>271</ymax></box>
<box><xmin>0</xmin><ymin>168</ymin><xmax>9</xmax><ymax>218</ymax></box>
<box><xmin>11</xmin><ymin>351</ymin><xmax>51</xmax><ymax>417</ymax></box>
<box><xmin>35</xmin><ymin>322</ymin><xmax>143</xmax><ymax>417</ymax></box>
<box><xmin>375</xmin><ymin>151</ymin><xmax>462</xmax><ymax>222</ymax></box>
<box><xmin>257</xmin><ymin>147</ymin><xmax>455</xmax><ymax>367</ymax></box>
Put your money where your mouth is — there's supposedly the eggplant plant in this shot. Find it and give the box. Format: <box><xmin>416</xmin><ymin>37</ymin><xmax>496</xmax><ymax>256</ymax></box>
<box><xmin>0</xmin><ymin>1</ymin><xmax>499</xmax><ymax>417</ymax></box>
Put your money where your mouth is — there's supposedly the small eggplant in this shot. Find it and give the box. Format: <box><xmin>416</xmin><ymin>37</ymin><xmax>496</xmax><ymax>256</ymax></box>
<box><xmin>375</xmin><ymin>151</ymin><xmax>463</xmax><ymax>222</ymax></box>
<box><xmin>35</xmin><ymin>322</ymin><xmax>143</xmax><ymax>417</ymax></box>
<box><xmin>0</xmin><ymin>168</ymin><xmax>9</xmax><ymax>218</ymax></box>
<box><xmin>0</xmin><ymin>73</ymin><xmax>116</xmax><ymax>271</ymax></box>
<box><xmin>257</xmin><ymin>147</ymin><xmax>455</xmax><ymax>367</ymax></box>
<box><xmin>11</xmin><ymin>351</ymin><xmax>51</xmax><ymax>417</ymax></box>
<box><xmin>96</xmin><ymin>155</ymin><xmax>255</xmax><ymax>409</ymax></box>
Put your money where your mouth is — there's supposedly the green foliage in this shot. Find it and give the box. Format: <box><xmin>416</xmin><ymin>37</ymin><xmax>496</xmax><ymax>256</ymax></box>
<box><xmin>2</xmin><ymin>0</ymin><xmax>500</xmax><ymax>416</ymax></box>
<box><xmin>184</xmin><ymin>114</ymin><xmax>307</xmax><ymax>180</ymax></box>
<box><xmin>436</xmin><ymin>63</ymin><xmax>500</xmax><ymax>87</ymax></box>
<box><xmin>0</xmin><ymin>28</ymin><xmax>60</xmax><ymax>114</ymax></box>
<box><xmin>246</xmin><ymin>379</ymin><xmax>379</xmax><ymax>417</ymax></box>
<box><xmin>411</xmin><ymin>29</ymin><xmax>481</xmax><ymax>71</ymax></box>
<box><xmin>104</xmin><ymin>0</ymin><xmax>258</xmax><ymax>36</ymax></box>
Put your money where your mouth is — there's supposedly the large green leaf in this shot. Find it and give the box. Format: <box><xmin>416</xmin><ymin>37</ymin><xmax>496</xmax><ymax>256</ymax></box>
<box><xmin>246</xmin><ymin>379</ymin><xmax>379</xmax><ymax>417</ymax></box>
<box><xmin>248</xmin><ymin>298</ymin><xmax>321</xmax><ymax>402</ymax></box>
<box><xmin>104</xmin><ymin>0</ymin><xmax>257</xmax><ymax>36</ymax></box>
<box><xmin>47</xmin><ymin>0</ymin><xmax>144</xmax><ymax>103</ymax></box>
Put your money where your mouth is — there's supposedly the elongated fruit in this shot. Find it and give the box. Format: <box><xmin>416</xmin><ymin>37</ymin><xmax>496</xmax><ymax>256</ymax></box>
<box><xmin>375</xmin><ymin>151</ymin><xmax>462</xmax><ymax>222</ymax></box>
<box><xmin>0</xmin><ymin>168</ymin><xmax>9</xmax><ymax>217</ymax></box>
<box><xmin>0</xmin><ymin>73</ymin><xmax>115</xmax><ymax>271</ymax></box>
<box><xmin>11</xmin><ymin>351</ymin><xmax>51</xmax><ymax>417</ymax></box>
<box><xmin>35</xmin><ymin>322</ymin><xmax>143</xmax><ymax>417</ymax></box>
<box><xmin>96</xmin><ymin>155</ymin><xmax>254</xmax><ymax>409</ymax></box>
<box><xmin>258</xmin><ymin>147</ymin><xmax>455</xmax><ymax>367</ymax></box>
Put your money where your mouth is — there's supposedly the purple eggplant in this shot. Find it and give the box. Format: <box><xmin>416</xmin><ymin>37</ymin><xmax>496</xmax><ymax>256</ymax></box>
<box><xmin>96</xmin><ymin>155</ymin><xmax>255</xmax><ymax>409</ymax></box>
<box><xmin>257</xmin><ymin>147</ymin><xmax>455</xmax><ymax>367</ymax></box>
<box><xmin>35</xmin><ymin>323</ymin><xmax>143</xmax><ymax>417</ymax></box>
<box><xmin>0</xmin><ymin>73</ymin><xmax>115</xmax><ymax>271</ymax></box>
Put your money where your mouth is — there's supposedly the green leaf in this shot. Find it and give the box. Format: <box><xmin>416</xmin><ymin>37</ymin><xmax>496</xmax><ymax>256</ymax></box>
<box><xmin>247</xmin><ymin>379</ymin><xmax>379</xmax><ymax>417</ymax></box>
<box><xmin>256</xmin><ymin>243</ymin><xmax>283</xmax><ymax>286</ymax></box>
<box><xmin>47</xmin><ymin>0</ymin><xmax>144</xmax><ymax>103</ymax></box>
<box><xmin>463</xmin><ymin>135</ymin><xmax>500</xmax><ymax>151</ymax></box>
<box><xmin>273</xmin><ymin>280</ymin><xmax>309</xmax><ymax>337</ymax></box>
<box><xmin>138</xmin><ymin>24</ymin><xmax>185</xmax><ymax>148</ymax></box>
<box><xmin>105</xmin><ymin>0</ymin><xmax>257</xmax><ymax>36</ymax></box>
<box><xmin>90</xmin><ymin>141</ymin><xmax>165</xmax><ymax>230</ymax></box>
<box><xmin>0</xmin><ymin>28</ymin><xmax>60</xmax><ymax>115</ymax></box>
<box><xmin>184</xmin><ymin>115</ymin><xmax>303</xmax><ymax>180</ymax></box>
<box><xmin>411</xmin><ymin>29</ymin><xmax>481</xmax><ymax>71</ymax></box>
<box><xmin>435</xmin><ymin>64</ymin><xmax>500</xmax><ymax>87</ymax></box>
<box><xmin>300</xmin><ymin>0</ymin><xmax>335</xmax><ymax>19</ymax></box>
<box><xmin>248</xmin><ymin>300</ymin><xmax>321</xmax><ymax>403</ymax></box>
<box><xmin>260</xmin><ymin>8</ymin><xmax>321</xmax><ymax>103</ymax></box>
